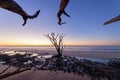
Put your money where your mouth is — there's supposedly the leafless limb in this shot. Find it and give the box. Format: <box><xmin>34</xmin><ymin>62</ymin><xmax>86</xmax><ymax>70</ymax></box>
<box><xmin>45</xmin><ymin>32</ymin><xmax>66</xmax><ymax>57</ymax></box>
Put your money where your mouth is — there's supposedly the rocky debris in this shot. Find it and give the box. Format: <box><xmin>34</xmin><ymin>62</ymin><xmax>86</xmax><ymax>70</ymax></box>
<box><xmin>35</xmin><ymin>56</ymin><xmax>120</xmax><ymax>80</ymax></box>
<box><xmin>0</xmin><ymin>51</ymin><xmax>37</xmax><ymax>69</ymax></box>
<box><xmin>108</xmin><ymin>58</ymin><xmax>120</xmax><ymax>68</ymax></box>
<box><xmin>0</xmin><ymin>51</ymin><xmax>120</xmax><ymax>80</ymax></box>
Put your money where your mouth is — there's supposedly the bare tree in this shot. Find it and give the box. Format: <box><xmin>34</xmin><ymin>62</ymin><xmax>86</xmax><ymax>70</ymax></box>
<box><xmin>45</xmin><ymin>32</ymin><xmax>66</xmax><ymax>57</ymax></box>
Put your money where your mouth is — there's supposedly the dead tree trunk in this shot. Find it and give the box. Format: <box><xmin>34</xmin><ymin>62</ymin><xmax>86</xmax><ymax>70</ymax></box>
<box><xmin>45</xmin><ymin>32</ymin><xmax>66</xmax><ymax>57</ymax></box>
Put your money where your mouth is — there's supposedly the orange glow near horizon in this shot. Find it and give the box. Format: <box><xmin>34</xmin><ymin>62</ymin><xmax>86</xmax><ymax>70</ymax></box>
<box><xmin>0</xmin><ymin>36</ymin><xmax>51</xmax><ymax>46</ymax></box>
<box><xmin>0</xmin><ymin>39</ymin><xmax>120</xmax><ymax>46</ymax></box>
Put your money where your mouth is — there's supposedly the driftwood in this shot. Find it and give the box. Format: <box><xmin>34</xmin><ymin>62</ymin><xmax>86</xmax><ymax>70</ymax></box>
<box><xmin>0</xmin><ymin>0</ymin><xmax>40</xmax><ymax>26</ymax></box>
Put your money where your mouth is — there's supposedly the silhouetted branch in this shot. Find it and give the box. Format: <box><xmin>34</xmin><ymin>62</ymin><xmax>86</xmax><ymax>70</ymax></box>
<box><xmin>0</xmin><ymin>0</ymin><xmax>40</xmax><ymax>26</ymax></box>
<box><xmin>45</xmin><ymin>32</ymin><xmax>66</xmax><ymax>57</ymax></box>
<box><xmin>104</xmin><ymin>15</ymin><xmax>120</xmax><ymax>25</ymax></box>
<box><xmin>57</xmin><ymin>0</ymin><xmax>70</xmax><ymax>25</ymax></box>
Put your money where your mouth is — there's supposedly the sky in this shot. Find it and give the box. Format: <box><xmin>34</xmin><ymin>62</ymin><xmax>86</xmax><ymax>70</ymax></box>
<box><xmin>0</xmin><ymin>0</ymin><xmax>120</xmax><ymax>46</ymax></box>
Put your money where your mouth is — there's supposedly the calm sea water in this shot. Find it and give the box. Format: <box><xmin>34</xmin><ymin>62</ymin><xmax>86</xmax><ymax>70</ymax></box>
<box><xmin>0</xmin><ymin>46</ymin><xmax>120</xmax><ymax>52</ymax></box>
<box><xmin>65</xmin><ymin>46</ymin><xmax>120</xmax><ymax>52</ymax></box>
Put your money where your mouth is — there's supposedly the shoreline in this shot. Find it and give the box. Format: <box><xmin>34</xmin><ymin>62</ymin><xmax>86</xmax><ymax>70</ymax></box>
<box><xmin>0</xmin><ymin>48</ymin><xmax>120</xmax><ymax>59</ymax></box>
<box><xmin>0</xmin><ymin>49</ymin><xmax>120</xmax><ymax>80</ymax></box>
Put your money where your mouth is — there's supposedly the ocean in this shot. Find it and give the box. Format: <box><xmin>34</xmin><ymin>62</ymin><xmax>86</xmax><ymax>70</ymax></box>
<box><xmin>0</xmin><ymin>46</ymin><xmax>120</xmax><ymax>52</ymax></box>
<box><xmin>65</xmin><ymin>46</ymin><xmax>120</xmax><ymax>52</ymax></box>
<box><xmin>0</xmin><ymin>46</ymin><xmax>120</xmax><ymax>60</ymax></box>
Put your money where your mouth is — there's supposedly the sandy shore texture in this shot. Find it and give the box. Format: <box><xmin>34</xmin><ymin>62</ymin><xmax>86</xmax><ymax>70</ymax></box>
<box><xmin>0</xmin><ymin>65</ymin><xmax>90</xmax><ymax>80</ymax></box>
<box><xmin>2</xmin><ymin>70</ymin><xmax>93</xmax><ymax>80</ymax></box>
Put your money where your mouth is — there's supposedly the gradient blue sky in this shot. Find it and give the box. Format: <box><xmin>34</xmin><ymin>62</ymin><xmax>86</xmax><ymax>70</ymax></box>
<box><xmin>0</xmin><ymin>0</ymin><xmax>120</xmax><ymax>46</ymax></box>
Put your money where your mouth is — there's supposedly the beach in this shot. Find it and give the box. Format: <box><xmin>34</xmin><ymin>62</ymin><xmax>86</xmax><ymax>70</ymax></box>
<box><xmin>2</xmin><ymin>70</ymin><xmax>92</xmax><ymax>80</ymax></box>
<box><xmin>0</xmin><ymin>47</ymin><xmax>120</xmax><ymax>80</ymax></box>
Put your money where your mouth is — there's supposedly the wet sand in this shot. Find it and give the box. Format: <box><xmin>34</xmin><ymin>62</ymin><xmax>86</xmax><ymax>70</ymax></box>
<box><xmin>2</xmin><ymin>70</ymin><xmax>92</xmax><ymax>80</ymax></box>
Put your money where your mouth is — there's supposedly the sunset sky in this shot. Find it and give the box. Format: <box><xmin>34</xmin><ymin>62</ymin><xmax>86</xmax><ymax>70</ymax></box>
<box><xmin>0</xmin><ymin>0</ymin><xmax>120</xmax><ymax>46</ymax></box>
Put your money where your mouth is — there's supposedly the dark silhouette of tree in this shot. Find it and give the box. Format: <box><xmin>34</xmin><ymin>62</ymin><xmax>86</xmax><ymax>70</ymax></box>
<box><xmin>45</xmin><ymin>32</ymin><xmax>66</xmax><ymax>57</ymax></box>
<box><xmin>57</xmin><ymin>0</ymin><xmax>70</xmax><ymax>25</ymax></box>
<box><xmin>0</xmin><ymin>0</ymin><xmax>40</xmax><ymax>26</ymax></box>
<box><xmin>104</xmin><ymin>15</ymin><xmax>120</xmax><ymax>25</ymax></box>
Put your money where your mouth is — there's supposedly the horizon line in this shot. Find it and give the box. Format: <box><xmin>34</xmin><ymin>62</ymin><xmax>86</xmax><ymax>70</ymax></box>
<box><xmin>0</xmin><ymin>44</ymin><xmax>120</xmax><ymax>47</ymax></box>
